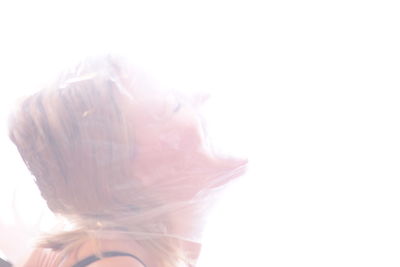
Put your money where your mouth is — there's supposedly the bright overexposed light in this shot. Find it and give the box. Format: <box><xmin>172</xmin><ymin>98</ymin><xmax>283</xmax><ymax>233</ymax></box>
<box><xmin>1</xmin><ymin>0</ymin><xmax>400</xmax><ymax>266</ymax></box>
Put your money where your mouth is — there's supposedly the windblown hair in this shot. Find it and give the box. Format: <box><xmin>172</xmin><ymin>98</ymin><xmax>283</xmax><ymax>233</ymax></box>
<box><xmin>8</xmin><ymin>55</ymin><xmax>194</xmax><ymax>267</ymax></box>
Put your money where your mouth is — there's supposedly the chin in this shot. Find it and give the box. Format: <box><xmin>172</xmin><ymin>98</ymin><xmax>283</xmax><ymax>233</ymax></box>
<box><xmin>200</xmin><ymin>155</ymin><xmax>249</xmax><ymax>189</ymax></box>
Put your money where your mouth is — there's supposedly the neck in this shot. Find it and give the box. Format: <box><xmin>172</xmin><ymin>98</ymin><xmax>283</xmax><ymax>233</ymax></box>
<box><xmin>179</xmin><ymin>239</ymin><xmax>202</xmax><ymax>266</ymax></box>
<box><xmin>168</xmin><ymin>201</ymin><xmax>212</xmax><ymax>265</ymax></box>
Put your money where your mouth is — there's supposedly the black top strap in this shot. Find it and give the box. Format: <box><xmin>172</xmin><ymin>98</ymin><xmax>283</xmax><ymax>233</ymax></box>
<box><xmin>72</xmin><ymin>251</ymin><xmax>147</xmax><ymax>267</ymax></box>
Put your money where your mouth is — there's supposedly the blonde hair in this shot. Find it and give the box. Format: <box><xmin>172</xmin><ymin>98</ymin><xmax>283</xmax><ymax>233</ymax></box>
<box><xmin>8</xmin><ymin>55</ymin><xmax>196</xmax><ymax>266</ymax></box>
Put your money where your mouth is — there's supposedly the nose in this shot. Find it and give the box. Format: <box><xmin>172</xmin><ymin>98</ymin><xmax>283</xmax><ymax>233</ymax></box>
<box><xmin>168</xmin><ymin>91</ymin><xmax>210</xmax><ymax>112</ymax></box>
<box><xmin>190</xmin><ymin>92</ymin><xmax>211</xmax><ymax>108</ymax></box>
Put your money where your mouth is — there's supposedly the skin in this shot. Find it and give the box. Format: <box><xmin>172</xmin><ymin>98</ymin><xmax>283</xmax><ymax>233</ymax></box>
<box><xmin>125</xmin><ymin>88</ymin><xmax>247</xmax><ymax>264</ymax></box>
<box><xmin>22</xmin><ymin>82</ymin><xmax>248</xmax><ymax>266</ymax></box>
<box><xmin>24</xmin><ymin>236</ymin><xmax>157</xmax><ymax>267</ymax></box>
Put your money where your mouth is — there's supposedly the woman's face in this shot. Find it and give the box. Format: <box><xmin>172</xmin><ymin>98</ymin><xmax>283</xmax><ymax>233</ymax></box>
<box><xmin>126</xmin><ymin>85</ymin><xmax>247</xmax><ymax>199</ymax></box>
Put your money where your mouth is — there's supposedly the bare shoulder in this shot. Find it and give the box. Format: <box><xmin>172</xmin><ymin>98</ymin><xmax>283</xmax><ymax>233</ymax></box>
<box><xmin>89</xmin><ymin>256</ymin><xmax>146</xmax><ymax>267</ymax></box>
<box><xmin>22</xmin><ymin>248</ymin><xmax>63</xmax><ymax>267</ymax></box>
<box><xmin>72</xmin><ymin>237</ymin><xmax>152</xmax><ymax>267</ymax></box>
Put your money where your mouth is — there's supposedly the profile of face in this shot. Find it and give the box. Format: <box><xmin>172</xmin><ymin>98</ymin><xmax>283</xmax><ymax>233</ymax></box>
<box><xmin>124</xmin><ymin>79</ymin><xmax>248</xmax><ymax>201</ymax></box>
<box><xmin>119</xmin><ymin>81</ymin><xmax>248</xmax><ymax>243</ymax></box>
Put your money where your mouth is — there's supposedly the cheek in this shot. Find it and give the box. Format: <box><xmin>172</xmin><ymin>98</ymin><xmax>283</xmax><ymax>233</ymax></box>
<box><xmin>172</xmin><ymin>122</ymin><xmax>203</xmax><ymax>151</ymax></box>
<box><xmin>171</xmin><ymin>109</ymin><xmax>207</xmax><ymax>149</ymax></box>
<box><xmin>134</xmin><ymin>120</ymin><xmax>203</xmax><ymax>163</ymax></box>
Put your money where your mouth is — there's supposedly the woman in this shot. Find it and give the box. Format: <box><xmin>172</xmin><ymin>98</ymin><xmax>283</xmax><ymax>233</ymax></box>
<box><xmin>8</xmin><ymin>55</ymin><xmax>248</xmax><ymax>267</ymax></box>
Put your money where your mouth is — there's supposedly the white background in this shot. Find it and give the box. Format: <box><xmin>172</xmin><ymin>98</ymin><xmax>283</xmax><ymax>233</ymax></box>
<box><xmin>0</xmin><ymin>0</ymin><xmax>400</xmax><ymax>266</ymax></box>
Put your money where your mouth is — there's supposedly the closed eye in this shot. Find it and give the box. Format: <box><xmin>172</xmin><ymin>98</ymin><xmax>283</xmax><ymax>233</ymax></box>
<box><xmin>173</xmin><ymin>102</ymin><xmax>181</xmax><ymax>113</ymax></box>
